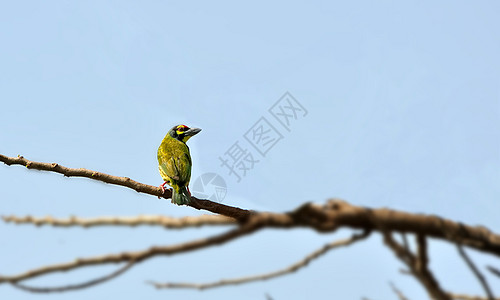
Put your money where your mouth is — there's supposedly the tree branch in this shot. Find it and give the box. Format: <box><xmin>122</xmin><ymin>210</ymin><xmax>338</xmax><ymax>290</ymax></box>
<box><xmin>389</xmin><ymin>282</ymin><xmax>410</xmax><ymax>300</ymax></box>
<box><xmin>457</xmin><ymin>245</ymin><xmax>495</xmax><ymax>300</ymax></box>
<box><xmin>3</xmin><ymin>153</ymin><xmax>500</xmax><ymax>295</ymax></box>
<box><xmin>0</xmin><ymin>218</ymin><xmax>262</xmax><ymax>284</ymax></box>
<box><xmin>0</xmin><ymin>154</ymin><xmax>252</xmax><ymax>221</ymax></box>
<box><xmin>0</xmin><ymin>195</ymin><xmax>499</xmax><ymax>286</ymax></box>
<box><xmin>384</xmin><ymin>232</ymin><xmax>451</xmax><ymax>300</ymax></box>
<box><xmin>2</xmin><ymin>154</ymin><xmax>500</xmax><ymax>258</ymax></box>
<box><xmin>2</xmin><ymin>214</ymin><xmax>235</xmax><ymax>228</ymax></box>
<box><xmin>448</xmin><ymin>294</ymin><xmax>500</xmax><ymax>300</ymax></box>
<box><xmin>148</xmin><ymin>230</ymin><xmax>370</xmax><ymax>290</ymax></box>
<box><xmin>9</xmin><ymin>261</ymin><xmax>135</xmax><ymax>293</ymax></box>
<box><xmin>487</xmin><ymin>265</ymin><xmax>500</xmax><ymax>278</ymax></box>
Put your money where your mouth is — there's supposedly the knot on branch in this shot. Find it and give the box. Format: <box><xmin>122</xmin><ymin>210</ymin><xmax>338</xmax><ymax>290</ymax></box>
<box><xmin>289</xmin><ymin>201</ymin><xmax>339</xmax><ymax>232</ymax></box>
<box><xmin>325</xmin><ymin>198</ymin><xmax>349</xmax><ymax>210</ymax></box>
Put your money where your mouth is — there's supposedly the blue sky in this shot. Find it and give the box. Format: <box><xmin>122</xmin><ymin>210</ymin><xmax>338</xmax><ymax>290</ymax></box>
<box><xmin>1</xmin><ymin>1</ymin><xmax>499</xmax><ymax>299</ymax></box>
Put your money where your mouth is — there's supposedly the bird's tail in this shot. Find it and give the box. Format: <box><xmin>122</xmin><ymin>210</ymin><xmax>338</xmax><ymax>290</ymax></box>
<box><xmin>172</xmin><ymin>185</ymin><xmax>191</xmax><ymax>205</ymax></box>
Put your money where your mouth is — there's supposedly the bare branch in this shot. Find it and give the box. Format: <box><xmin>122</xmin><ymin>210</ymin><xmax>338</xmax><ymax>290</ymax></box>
<box><xmin>2</xmin><ymin>155</ymin><xmax>500</xmax><ymax>258</ymax></box>
<box><xmin>486</xmin><ymin>265</ymin><xmax>500</xmax><ymax>279</ymax></box>
<box><xmin>389</xmin><ymin>282</ymin><xmax>410</xmax><ymax>300</ymax></box>
<box><xmin>1</xmin><ymin>201</ymin><xmax>499</xmax><ymax>286</ymax></box>
<box><xmin>401</xmin><ymin>233</ymin><xmax>410</xmax><ymax>253</ymax></box>
<box><xmin>399</xmin><ymin>267</ymin><xmax>500</xmax><ymax>299</ymax></box>
<box><xmin>295</xmin><ymin>200</ymin><xmax>500</xmax><ymax>257</ymax></box>
<box><xmin>148</xmin><ymin>230</ymin><xmax>370</xmax><ymax>290</ymax></box>
<box><xmin>10</xmin><ymin>261</ymin><xmax>135</xmax><ymax>293</ymax></box>
<box><xmin>415</xmin><ymin>234</ymin><xmax>429</xmax><ymax>274</ymax></box>
<box><xmin>3</xmin><ymin>153</ymin><xmax>500</xmax><ymax>295</ymax></box>
<box><xmin>0</xmin><ymin>154</ymin><xmax>252</xmax><ymax>221</ymax></box>
<box><xmin>383</xmin><ymin>232</ymin><xmax>451</xmax><ymax>300</ymax></box>
<box><xmin>447</xmin><ymin>293</ymin><xmax>500</xmax><ymax>300</ymax></box>
<box><xmin>0</xmin><ymin>154</ymin><xmax>162</xmax><ymax>195</ymax></box>
<box><xmin>2</xmin><ymin>214</ymin><xmax>235</xmax><ymax>228</ymax></box>
<box><xmin>457</xmin><ymin>245</ymin><xmax>495</xmax><ymax>300</ymax></box>
<box><xmin>0</xmin><ymin>219</ymin><xmax>262</xmax><ymax>284</ymax></box>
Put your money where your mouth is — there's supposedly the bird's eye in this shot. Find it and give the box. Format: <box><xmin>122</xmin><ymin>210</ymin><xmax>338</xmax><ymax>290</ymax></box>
<box><xmin>178</xmin><ymin>126</ymin><xmax>187</xmax><ymax>132</ymax></box>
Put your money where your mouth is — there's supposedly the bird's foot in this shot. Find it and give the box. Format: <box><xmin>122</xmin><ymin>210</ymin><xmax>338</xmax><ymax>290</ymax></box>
<box><xmin>158</xmin><ymin>182</ymin><xmax>168</xmax><ymax>199</ymax></box>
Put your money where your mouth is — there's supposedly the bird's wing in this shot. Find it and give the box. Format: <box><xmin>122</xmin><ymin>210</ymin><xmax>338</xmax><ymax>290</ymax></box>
<box><xmin>159</xmin><ymin>151</ymin><xmax>192</xmax><ymax>184</ymax></box>
<box><xmin>181</xmin><ymin>153</ymin><xmax>192</xmax><ymax>184</ymax></box>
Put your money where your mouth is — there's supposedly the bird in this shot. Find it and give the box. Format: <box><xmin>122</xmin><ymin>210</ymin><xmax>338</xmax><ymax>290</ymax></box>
<box><xmin>157</xmin><ymin>124</ymin><xmax>201</xmax><ymax>205</ymax></box>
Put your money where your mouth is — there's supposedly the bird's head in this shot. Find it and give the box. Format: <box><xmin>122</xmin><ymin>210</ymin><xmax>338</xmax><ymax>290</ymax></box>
<box><xmin>169</xmin><ymin>124</ymin><xmax>201</xmax><ymax>143</ymax></box>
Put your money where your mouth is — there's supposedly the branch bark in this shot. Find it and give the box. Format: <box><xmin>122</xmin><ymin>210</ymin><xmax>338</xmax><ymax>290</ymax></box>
<box><xmin>0</xmin><ymin>154</ymin><xmax>252</xmax><ymax>221</ymax></box>
<box><xmin>2</xmin><ymin>155</ymin><xmax>499</xmax><ymax>259</ymax></box>
<box><xmin>457</xmin><ymin>245</ymin><xmax>495</xmax><ymax>300</ymax></box>
<box><xmin>0</xmin><ymin>219</ymin><xmax>262</xmax><ymax>283</ymax></box>
<box><xmin>2</xmin><ymin>214</ymin><xmax>235</xmax><ymax>228</ymax></box>
<box><xmin>487</xmin><ymin>265</ymin><xmax>500</xmax><ymax>278</ymax></box>
<box><xmin>10</xmin><ymin>261</ymin><xmax>135</xmax><ymax>293</ymax></box>
<box><xmin>448</xmin><ymin>294</ymin><xmax>500</xmax><ymax>300</ymax></box>
<box><xmin>148</xmin><ymin>230</ymin><xmax>370</xmax><ymax>290</ymax></box>
<box><xmin>389</xmin><ymin>282</ymin><xmax>410</xmax><ymax>300</ymax></box>
<box><xmin>384</xmin><ymin>232</ymin><xmax>451</xmax><ymax>300</ymax></box>
<box><xmin>2</xmin><ymin>153</ymin><xmax>500</xmax><ymax>297</ymax></box>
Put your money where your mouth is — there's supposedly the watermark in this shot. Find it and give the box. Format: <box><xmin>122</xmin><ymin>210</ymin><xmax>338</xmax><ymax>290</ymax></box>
<box><xmin>218</xmin><ymin>141</ymin><xmax>260</xmax><ymax>183</ymax></box>
<box><xmin>269</xmin><ymin>92</ymin><xmax>308</xmax><ymax>132</ymax></box>
<box><xmin>244</xmin><ymin>117</ymin><xmax>283</xmax><ymax>157</ymax></box>
<box><xmin>219</xmin><ymin>92</ymin><xmax>308</xmax><ymax>183</ymax></box>
<box><xmin>191</xmin><ymin>172</ymin><xmax>227</xmax><ymax>202</ymax></box>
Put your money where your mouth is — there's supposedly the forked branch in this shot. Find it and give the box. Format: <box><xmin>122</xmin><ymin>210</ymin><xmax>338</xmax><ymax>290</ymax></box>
<box><xmin>148</xmin><ymin>230</ymin><xmax>370</xmax><ymax>290</ymax></box>
<box><xmin>457</xmin><ymin>245</ymin><xmax>495</xmax><ymax>300</ymax></box>
<box><xmin>1</xmin><ymin>153</ymin><xmax>500</xmax><ymax>297</ymax></box>
<box><xmin>384</xmin><ymin>233</ymin><xmax>450</xmax><ymax>300</ymax></box>
<box><xmin>10</xmin><ymin>261</ymin><xmax>135</xmax><ymax>293</ymax></box>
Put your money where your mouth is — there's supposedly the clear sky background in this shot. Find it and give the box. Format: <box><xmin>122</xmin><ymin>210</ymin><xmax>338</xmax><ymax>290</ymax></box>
<box><xmin>1</xmin><ymin>1</ymin><xmax>499</xmax><ymax>299</ymax></box>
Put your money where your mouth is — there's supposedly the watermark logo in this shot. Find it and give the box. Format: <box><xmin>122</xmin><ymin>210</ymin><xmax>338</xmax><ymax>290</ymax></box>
<box><xmin>244</xmin><ymin>117</ymin><xmax>283</xmax><ymax>157</ymax></box>
<box><xmin>219</xmin><ymin>92</ymin><xmax>308</xmax><ymax>183</ymax></box>
<box><xmin>269</xmin><ymin>92</ymin><xmax>308</xmax><ymax>132</ymax></box>
<box><xmin>191</xmin><ymin>172</ymin><xmax>227</xmax><ymax>202</ymax></box>
<box><xmin>219</xmin><ymin>142</ymin><xmax>260</xmax><ymax>183</ymax></box>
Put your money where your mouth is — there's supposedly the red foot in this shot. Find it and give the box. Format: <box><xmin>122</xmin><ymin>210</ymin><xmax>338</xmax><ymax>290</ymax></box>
<box><xmin>158</xmin><ymin>182</ymin><xmax>168</xmax><ymax>199</ymax></box>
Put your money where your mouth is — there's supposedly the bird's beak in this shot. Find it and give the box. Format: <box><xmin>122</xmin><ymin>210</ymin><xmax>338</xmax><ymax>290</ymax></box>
<box><xmin>185</xmin><ymin>128</ymin><xmax>201</xmax><ymax>136</ymax></box>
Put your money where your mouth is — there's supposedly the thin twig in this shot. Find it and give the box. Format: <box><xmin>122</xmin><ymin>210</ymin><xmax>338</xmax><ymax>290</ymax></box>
<box><xmin>384</xmin><ymin>232</ymin><xmax>451</xmax><ymax>300</ymax></box>
<box><xmin>148</xmin><ymin>230</ymin><xmax>370</xmax><ymax>290</ymax></box>
<box><xmin>2</xmin><ymin>155</ymin><xmax>500</xmax><ymax>257</ymax></box>
<box><xmin>457</xmin><ymin>245</ymin><xmax>495</xmax><ymax>300</ymax></box>
<box><xmin>401</xmin><ymin>233</ymin><xmax>410</xmax><ymax>253</ymax></box>
<box><xmin>2</xmin><ymin>153</ymin><xmax>500</xmax><ymax>293</ymax></box>
<box><xmin>10</xmin><ymin>261</ymin><xmax>135</xmax><ymax>293</ymax></box>
<box><xmin>2</xmin><ymin>214</ymin><xmax>235</xmax><ymax>228</ymax></box>
<box><xmin>415</xmin><ymin>234</ymin><xmax>429</xmax><ymax>274</ymax></box>
<box><xmin>486</xmin><ymin>265</ymin><xmax>500</xmax><ymax>278</ymax></box>
<box><xmin>0</xmin><ymin>218</ymin><xmax>262</xmax><ymax>284</ymax></box>
<box><xmin>389</xmin><ymin>282</ymin><xmax>410</xmax><ymax>300</ymax></box>
<box><xmin>0</xmin><ymin>201</ymin><xmax>499</xmax><ymax>286</ymax></box>
<box><xmin>0</xmin><ymin>154</ymin><xmax>252</xmax><ymax>221</ymax></box>
<box><xmin>447</xmin><ymin>293</ymin><xmax>500</xmax><ymax>300</ymax></box>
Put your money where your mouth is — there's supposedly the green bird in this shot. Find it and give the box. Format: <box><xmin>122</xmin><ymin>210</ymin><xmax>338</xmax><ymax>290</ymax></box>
<box><xmin>157</xmin><ymin>124</ymin><xmax>201</xmax><ymax>205</ymax></box>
